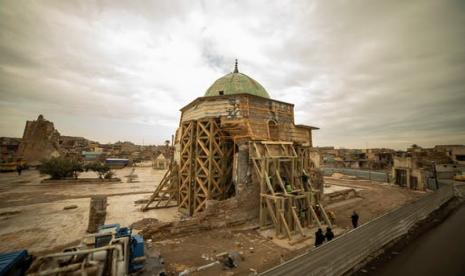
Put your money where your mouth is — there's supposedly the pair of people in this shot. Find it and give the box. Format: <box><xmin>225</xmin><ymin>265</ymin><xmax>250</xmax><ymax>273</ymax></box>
<box><xmin>314</xmin><ymin>227</ymin><xmax>334</xmax><ymax>247</ymax></box>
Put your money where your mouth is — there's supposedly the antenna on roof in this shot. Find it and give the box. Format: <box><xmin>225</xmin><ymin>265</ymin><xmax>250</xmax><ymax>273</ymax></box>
<box><xmin>234</xmin><ymin>59</ymin><xmax>239</xmax><ymax>73</ymax></box>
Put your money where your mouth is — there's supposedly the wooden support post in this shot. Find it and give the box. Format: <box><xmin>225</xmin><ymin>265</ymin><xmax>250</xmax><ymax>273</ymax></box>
<box><xmin>275</xmin><ymin>170</ymin><xmax>288</xmax><ymax>194</ymax></box>
<box><xmin>265</xmin><ymin>197</ymin><xmax>279</xmax><ymax>227</ymax></box>
<box><xmin>319</xmin><ymin>204</ymin><xmax>333</xmax><ymax>228</ymax></box>
<box><xmin>279</xmin><ymin>210</ymin><xmax>292</xmax><ymax>240</ymax></box>
<box><xmin>264</xmin><ymin>171</ymin><xmax>275</xmax><ymax>196</ymax></box>
<box><xmin>309</xmin><ymin>203</ymin><xmax>322</xmax><ymax>229</ymax></box>
<box><xmin>291</xmin><ymin>207</ymin><xmax>306</xmax><ymax>237</ymax></box>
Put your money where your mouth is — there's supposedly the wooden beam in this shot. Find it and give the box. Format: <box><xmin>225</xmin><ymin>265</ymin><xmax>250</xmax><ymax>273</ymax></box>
<box><xmin>265</xmin><ymin>197</ymin><xmax>279</xmax><ymax>227</ymax></box>
<box><xmin>309</xmin><ymin>203</ymin><xmax>322</xmax><ymax>229</ymax></box>
<box><xmin>279</xmin><ymin>211</ymin><xmax>292</xmax><ymax>240</ymax></box>
<box><xmin>291</xmin><ymin>207</ymin><xmax>306</xmax><ymax>237</ymax></box>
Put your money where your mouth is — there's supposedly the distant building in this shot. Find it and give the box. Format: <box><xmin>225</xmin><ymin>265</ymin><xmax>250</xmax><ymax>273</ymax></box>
<box><xmin>434</xmin><ymin>145</ymin><xmax>465</xmax><ymax>165</ymax></box>
<box><xmin>152</xmin><ymin>153</ymin><xmax>169</xmax><ymax>170</ymax></box>
<box><xmin>0</xmin><ymin>137</ymin><xmax>23</xmax><ymax>171</ymax></box>
<box><xmin>392</xmin><ymin>149</ymin><xmax>454</xmax><ymax>190</ymax></box>
<box><xmin>0</xmin><ymin>137</ymin><xmax>22</xmax><ymax>163</ymax></box>
<box><xmin>317</xmin><ymin>147</ymin><xmax>394</xmax><ymax>171</ymax></box>
<box><xmin>81</xmin><ymin>151</ymin><xmax>104</xmax><ymax>161</ymax></box>
<box><xmin>105</xmin><ymin>158</ymin><xmax>130</xmax><ymax>169</ymax></box>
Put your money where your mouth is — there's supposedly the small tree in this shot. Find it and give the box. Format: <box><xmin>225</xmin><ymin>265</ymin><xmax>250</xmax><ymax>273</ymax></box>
<box><xmin>39</xmin><ymin>157</ymin><xmax>83</xmax><ymax>180</ymax></box>
<box><xmin>84</xmin><ymin>162</ymin><xmax>112</xmax><ymax>179</ymax></box>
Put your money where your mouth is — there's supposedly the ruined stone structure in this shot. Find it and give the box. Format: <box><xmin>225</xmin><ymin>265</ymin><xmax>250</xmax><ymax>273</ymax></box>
<box><xmin>0</xmin><ymin>137</ymin><xmax>22</xmax><ymax>163</ymax></box>
<box><xmin>16</xmin><ymin>115</ymin><xmax>61</xmax><ymax>165</ymax></box>
<box><xmin>152</xmin><ymin>153</ymin><xmax>169</xmax><ymax>170</ymax></box>
<box><xmin>434</xmin><ymin>145</ymin><xmax>465</xmax><ymax>165</ymax></box>
<box><xmin>392</xmin><ymin>149</ymin><xmax>453</xmax><ymax>190</ymax></box>
<box><xmin>144</xmin><ymin>61</ymin><xmax>329</xmax><ymax>241</ymax></box>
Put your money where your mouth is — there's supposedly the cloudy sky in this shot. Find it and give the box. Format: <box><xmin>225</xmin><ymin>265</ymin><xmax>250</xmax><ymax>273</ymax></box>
<box><xmin>1</xmin><ymin>0</ymin><xmax>464</xmax><ymax>149</ymax></box>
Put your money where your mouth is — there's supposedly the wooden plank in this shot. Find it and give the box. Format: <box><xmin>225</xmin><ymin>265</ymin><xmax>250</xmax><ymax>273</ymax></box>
<box><xmin>275</xmin><ymin>170</ymin><xmax>288</xmax><ymax>195</ymax></box>
<box><xmin>319</xmin><ymin>203</ymin><xmax>333</xmax><ymax>228</ymax></box>
<box><xmin>279</xmin><ymin>211</ymin><xmax>292</xmax><ymax>240</ymax></box>
<box><xmin>253</xmin><ymin>142</ymin><xmax>262</xmax><ymax>159</ymax></box>
<box><xmin>264</xmin><ymin>172</ymin><xmax>276</xmax><ymax>196</ymax></box>
<box><xmin>261</xmin><ymin>141</ymin><xmax>294</xmax><ymax>145</ymax></box>
<box><xmin>265</xmin><ymin>197</ymin><xmax>279</xmax><ymax>227</ymax></box>
<box><xmin>309</xmin><ymin>203</ymin><xmax>322</xmax><ymax>229</ymax></box>
<box><xmin>291</xmin><ymin>207</ymin><xmax>306</xmax><ymax>237</ymax></box>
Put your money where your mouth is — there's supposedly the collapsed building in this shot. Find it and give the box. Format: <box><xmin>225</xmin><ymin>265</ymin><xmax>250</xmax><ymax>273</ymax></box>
<box><xmin>392</xmin><ymin>146</ymin><xmax>454</xmax><ymax>190</ymax></box>
<box><xmin>16</xmin><ymin>115</ymin><xmax>61</xmax><ymax>166</ymax></box>
<box><xmin>144</xmin><ymin>61</ymin><xmax>330</xmax><ymax>241</ymax></box>
<box><xmin>318</xmin><ymin>147</ymin><xmax>394</xmax><ymax>171</ymax></box>
<box><xmin>434</xmin><ymin>145</ymin><xmax>465</xmax><ymax>165</ymax></box>
<box><xmin>0</xmin><ymin>137</ymin><xmax>22</xmax><ymax>171</ymax></box>
<box><xmin>0</xmin><ymin>137</ymin><xmax>22</xmax><ymax>163</ymax></box>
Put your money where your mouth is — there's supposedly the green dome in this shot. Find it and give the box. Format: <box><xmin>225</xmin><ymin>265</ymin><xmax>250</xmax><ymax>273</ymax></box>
<box><xmin>204</xmin><ymin>61</ymin><xmax>270</xmax><ymax>98</ymax></box>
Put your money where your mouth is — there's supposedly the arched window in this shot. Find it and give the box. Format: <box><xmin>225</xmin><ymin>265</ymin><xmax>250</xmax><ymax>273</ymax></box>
<box><xmin>268</xmin><ymin>120</ymin><xmax>279</xmax><ymax>140</ymax></box>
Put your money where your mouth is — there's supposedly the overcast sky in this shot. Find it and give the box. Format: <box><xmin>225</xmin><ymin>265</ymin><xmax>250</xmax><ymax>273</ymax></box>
<box><xmin>1</xmin><ymin>0</ymin><xmax>464</xmax><ymax>149</ymax></box>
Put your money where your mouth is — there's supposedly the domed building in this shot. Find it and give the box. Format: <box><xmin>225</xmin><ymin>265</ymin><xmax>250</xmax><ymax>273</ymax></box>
<box><xmin>145</xmin><ymin>60</ymin><xmax>328</xmax><ymax>242</ymax></box>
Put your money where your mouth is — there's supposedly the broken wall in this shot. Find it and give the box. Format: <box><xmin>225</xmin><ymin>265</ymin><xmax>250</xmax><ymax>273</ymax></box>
<box><xmin>17</xmin><ymin>115</ymin><xmax>61</xmax><ymax>165</ymax></box>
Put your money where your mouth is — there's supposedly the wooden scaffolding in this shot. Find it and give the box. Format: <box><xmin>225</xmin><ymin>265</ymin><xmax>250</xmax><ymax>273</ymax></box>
<box><xmin>142</xmin><ymin>163</ymin><xmax>179</xmax><ymax>211</ymax></box>
<box><xmin>178</xmin><ymin>118</ymin><xmax>233</xmax><ymax>216</ymax></box>
<box><xmin>252</xmin><ymin>141</ymin><xmax>331</xmax><ymax>241</ymax></box>
<box><xmin>143</xmin><ymin>118</ymin><xmax>233</xmax><ymax>215</ymax></box>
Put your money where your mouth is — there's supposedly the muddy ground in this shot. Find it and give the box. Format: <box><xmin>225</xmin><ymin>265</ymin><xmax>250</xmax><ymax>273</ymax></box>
<box><xmin>0</xmin><ymin>169</ymin><xmax>426</xmax><ymax>275</ymax></box>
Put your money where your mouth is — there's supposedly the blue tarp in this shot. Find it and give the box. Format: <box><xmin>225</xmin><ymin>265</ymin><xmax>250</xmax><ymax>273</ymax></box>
<box><xmin>0</xmin><ymin>250</ymin><xmax>29</xmax><ymax>275</ymax></box>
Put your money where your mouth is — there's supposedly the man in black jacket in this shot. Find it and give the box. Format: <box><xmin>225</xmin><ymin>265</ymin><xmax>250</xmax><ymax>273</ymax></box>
<box><xmin>325</xmin><ymin>227</ymin><xmax>335</xmax><ymax>241</ymax></box>
<box><xmin>351</xmin><ymin>211</ymin><xmax>359</xmax><ymax>228</ymax></box>
<box><xmin>314</xmin><ymin>228</ymin><xmax>325</xmax><ymax>247</ymax></box>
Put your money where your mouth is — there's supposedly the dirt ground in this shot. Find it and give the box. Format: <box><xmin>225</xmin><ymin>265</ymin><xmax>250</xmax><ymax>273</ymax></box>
<box><xmin>324</xmin><ymin>176</ymin><xmax>426</xmax><ymax>230</ymax></box>
<box><xmin>0</xmin><ymin>167</ymin><xmax>179</xmax><ymax>254</ymax></box>
<box><xmin>0</xmin><ymin>169</ymin><xmax>427</xmax><ymax>275</ymax></box>
<box><xmin>138</xmin><ymin>176</ymin><xmax>427</xmax><ymax>275</ymax></box>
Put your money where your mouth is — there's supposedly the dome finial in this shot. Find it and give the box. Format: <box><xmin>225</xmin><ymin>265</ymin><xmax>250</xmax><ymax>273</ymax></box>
<box><xmin>234</xmin><ymin>59</ymin><xmax>239</xmax><ymax>73</ymax></box>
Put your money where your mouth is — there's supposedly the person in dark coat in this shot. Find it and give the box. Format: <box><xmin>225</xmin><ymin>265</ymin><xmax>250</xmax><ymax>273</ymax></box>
<box><xmin>314</xmin><ymin>228</ymin><xmax>325</xmax><ymax>247</ymax></box>
<box><xmin>325</xmin><ymin>227</ymin><xmax>334</xmax><ymax>241</ymax></box>
<box><xmin>16</xmin><ymin>163</ymin><xmax>22</xmax><ymax>176</ymax></box>
<box><xmin>351</xmin><ymin>211</ymin><xmax>359</xmax><ymax>228</ymax></box>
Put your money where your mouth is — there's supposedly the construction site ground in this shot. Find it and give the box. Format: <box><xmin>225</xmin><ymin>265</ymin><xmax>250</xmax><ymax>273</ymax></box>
<box><xmin>0</xmin><ymin>168</ymin><xmax>426</xmax><ymax>275</ymax></box>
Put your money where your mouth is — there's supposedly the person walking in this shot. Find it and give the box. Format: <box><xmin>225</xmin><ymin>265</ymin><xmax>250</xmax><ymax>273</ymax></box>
<box><xmin>328</xmin><ymin>210</ymin><xmax>336</xmax><ymax>225</ymax></box>
<box><xmin>351</xmin><ymin>211</ymin><xmax>359</xmax><ymax>228</ymax></box>
<box><xmin>325</xmin><ymin>227</ymin><xmax>335</xmax><ymax>241</ymax></box>
<box><xmin>314</xmin><ymin>228</ymin><xmax>325</xmax><ymax>247</ymax></box>
<box><xmin>16</xmin><ymin>163</ymin><xmax>22</xmax><ymax>176</ymax></box>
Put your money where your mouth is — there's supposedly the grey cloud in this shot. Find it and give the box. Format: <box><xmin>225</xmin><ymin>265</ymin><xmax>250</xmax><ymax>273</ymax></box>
<box><xmin>0</xmin><ymin>0</ymin><xmax>464</xmax><ymax>148</ymax></box>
